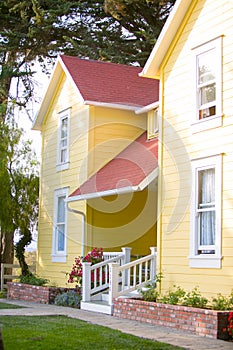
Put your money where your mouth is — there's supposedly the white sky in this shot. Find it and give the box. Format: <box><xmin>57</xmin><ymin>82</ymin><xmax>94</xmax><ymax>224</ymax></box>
<box><xmin>12</xmin><ymin>62</ymin><xmax>51</xmax><ymax>251</ymax></box>
<box><xmin>15</xmin><ymin>62</ymin><xmax>51</xmax><ymax>159</ymax></box>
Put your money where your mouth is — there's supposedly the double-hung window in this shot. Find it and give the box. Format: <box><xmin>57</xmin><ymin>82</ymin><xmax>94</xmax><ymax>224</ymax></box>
<box><xmin>52</xmin><ymin>187</ymin><xmax>68</xmax><ymax>262</ymax></box>
<box><xmin>192</xmin><ymin>37</ymin><xmax>222</xmax><ymax>132</ymax></box>
<box><xmin>190</xmin><ymin>155</ymin><xmax>222</xmax><ymax>268</ymax></box>
<box><xmin>57</xmin><ymin>109</ymin><xmax>70</xmax><ymax>171</ymax></box>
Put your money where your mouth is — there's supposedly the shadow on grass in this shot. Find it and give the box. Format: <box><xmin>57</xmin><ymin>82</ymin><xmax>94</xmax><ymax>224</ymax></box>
<box><xmin>0</xmin><ymin>316</ymin><xmax>184</xmax><ymax>350</ymax></box>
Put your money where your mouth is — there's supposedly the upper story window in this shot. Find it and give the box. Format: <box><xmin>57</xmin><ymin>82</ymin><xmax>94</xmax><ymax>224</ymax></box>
<box><xmin>57</xmin><ymin>109</ymin><xmax>70</xmax><ymax>171</ymax></box>
<box><xmin>192</xmin><ymin>37</ymin><xmax>222</xmax><ymax>133</ymax></box>
<box><xmin>189</xmin><ymin>155</ymin><xmax>222</xmax><ymax>268</ymax></box>
<box><xmin>148</xmin><ymin>107</ymin><xmax>159</xmax><ymax>139</ymax></box>
<box><xmin>52</xmin><ymin>187</ymin><xmax>69</xmax><ymax>262</ymax></box>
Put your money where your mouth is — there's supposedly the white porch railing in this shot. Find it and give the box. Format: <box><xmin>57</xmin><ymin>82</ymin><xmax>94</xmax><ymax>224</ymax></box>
<box><xmin>108</xmin><ymin>247</ymin><xmax>157</xmax><ymax>306</ymax></box>
<box><xmin>82</xmin><ymin>247</ymin><xmax>157</xmax><ymax>310</ymax></box>
<box><xmin>82</xmin><ymin>247</ymin><xmax>132</xmax><ymax>302</ymax></box>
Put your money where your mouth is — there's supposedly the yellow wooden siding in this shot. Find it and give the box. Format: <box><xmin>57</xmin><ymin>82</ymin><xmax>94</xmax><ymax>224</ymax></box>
<box><xmin>37</xmin><ymin>71</ymin><xmax>154</xmax><ymax>286</ymax></box>
<box><xmin>158</xmin><ymin>0</ymin><xmax>233</xmax><ymax>297</ymax></box>
<box><xmin>86</xmin><ymin>185</ymin><xmax>157</xmax><ymax>256</ymax></box>
<box><xmin>37</xmin><ymin>73</ymin><xmax>90</xmax><ymax>286</ymax></box>
<box><xmin>88</xmin><ymin>107</ymin><xmax>147</xmax><ymax>176</ymax></box>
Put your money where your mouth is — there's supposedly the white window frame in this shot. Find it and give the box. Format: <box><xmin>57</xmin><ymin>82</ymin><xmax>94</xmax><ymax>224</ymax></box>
<box><xmin>191</xmin><ymin>37</ymin><xmax>223</xmax><ymax>133</ymax></box>
<box><xmin>56</xmin><ymin>109</ymin><xmax>70</xmax><ymax>172</ymax></box>
<box><xmin>189</xmin><ymin>155</ymin><xmax>222</xmax><ymax>268</ymax></box>
<box><xmin>52</xmin><ymin>187</ymin><xmax>69</xmax><ymax>262</ymax></box>
<box><xmin>148</xmin><ymin>107</ymin><xmax>159</xmax><ymax>139</ymax></box>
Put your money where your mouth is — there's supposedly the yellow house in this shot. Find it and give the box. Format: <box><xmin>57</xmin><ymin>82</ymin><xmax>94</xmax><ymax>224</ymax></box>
<box><xmin>33</xmin><ymin>55</ymin><xmax>159</xmax><ymax>286</ymax></box>
<box><xmin>141</xmin><ymin>0</ymin><xmax>233</xmax><ymax>298</ymax></box>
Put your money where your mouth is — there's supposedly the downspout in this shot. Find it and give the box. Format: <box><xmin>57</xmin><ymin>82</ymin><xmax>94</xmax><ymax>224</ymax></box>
<box><xmin>66</xmin><ymin>203</ymin><xmax>86</xmax><ymax>257</ymax></box>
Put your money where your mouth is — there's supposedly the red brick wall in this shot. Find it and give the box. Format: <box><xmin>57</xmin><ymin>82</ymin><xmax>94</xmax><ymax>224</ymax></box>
<box><xmin>7</xmin><ymin>282</ymin><xmax>71</xmax><ymax>304</ymax></box>
<box><xmin>113</xmin><ymin>298</ymin><xmax>230</xmax><ymax>340</ymax></box>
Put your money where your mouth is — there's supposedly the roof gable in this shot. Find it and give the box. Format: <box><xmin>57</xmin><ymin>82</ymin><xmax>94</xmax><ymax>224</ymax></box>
<box><xmin>61</xmin><ymin>55</ymin><xmax>159</xmax><ymax>107</ymax></box>
<box><xmin>33</xmin><ymin>55</ymin><xmax>159</xmax><ymax>130</ymax></box>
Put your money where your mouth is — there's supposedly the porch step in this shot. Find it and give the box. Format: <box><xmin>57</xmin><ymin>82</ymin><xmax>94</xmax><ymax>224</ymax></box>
<box><xmin>81</xmin><ymin>300</ymin><xmax>113</xmax><ymax>315</ymax></box>
<box><xmin>80</xmin><ymin>289</ymin><xmax>140</xmax><ymax>315</ymax></box>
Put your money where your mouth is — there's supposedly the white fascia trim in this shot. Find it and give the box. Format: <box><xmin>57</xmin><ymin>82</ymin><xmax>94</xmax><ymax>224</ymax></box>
<box><xmin>136</xmin><ymin>101</ymin><xmax>159</xmax><ymax>115</ymax></box>
<box><xmin>32</xmin><ymin>59</ymin><xmax>61</xmax><ymax>130</ymax></box>
<box><xmin>83</xmin><ymin>100</ymin><xmax>139</xmax><ymax>111</ymax></box>
<box><xmin>66</xmin><ymin>186</ymin><xmax>140</xmax><ymax>203</ymax></box>
<box><xmin>138</xmin><ymin>168</ymin><xmax>159</xmax><ymax>191</ymax></box>
<box><xmin>140</xmin><ymin>0</ymin><xmax>193</xmax><ymax>78</ymax></box>
<box><xmin>59</xmin><ymin>57</ymin><xmax>85</xmax><ymax>104</ymax></box>
<box><xmin>66</xmin><ymin>168</ymin><xmax>158</xmax><ymax>203</ymax></box>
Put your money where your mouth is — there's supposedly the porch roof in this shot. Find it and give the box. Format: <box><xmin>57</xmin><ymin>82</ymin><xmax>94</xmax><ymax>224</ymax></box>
<box><xmin>67</xmin><ymin>132</ymin><xmax>158</xmax><ymax>202</ymax></box>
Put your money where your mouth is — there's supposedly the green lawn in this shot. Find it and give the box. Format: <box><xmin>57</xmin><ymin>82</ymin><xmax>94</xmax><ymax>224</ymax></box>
<box><xmin>0</xmin><ymin>316</ymin><xmax>184</xmax><ymax>350</ymax></box>
<box><xmin>0</xmin><ymin>302</ymin><xmax>23</xmax><ymax>309</ymax></box>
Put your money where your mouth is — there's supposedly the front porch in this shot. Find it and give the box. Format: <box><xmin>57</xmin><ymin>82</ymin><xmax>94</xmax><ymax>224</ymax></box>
<box><xmin>81</xmin><ymin>247</ymin><xmax>157</xmax><ymax>314</ymax></box>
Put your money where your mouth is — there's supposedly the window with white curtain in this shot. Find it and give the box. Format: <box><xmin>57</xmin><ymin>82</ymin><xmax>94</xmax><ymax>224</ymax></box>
<box><xmin>52</xmin><ymin>187</ymin><xmax>69</xmax><ymax>262</ymax></box>
<box><xmin>197</xmin><ymin>168</ymin><xmax>215</xmax><ymax>253</ymax></box>
<box><xmin>190</xmin><ymin>155</ymin><xmax>222</xmax><ymax>268</ymax></box>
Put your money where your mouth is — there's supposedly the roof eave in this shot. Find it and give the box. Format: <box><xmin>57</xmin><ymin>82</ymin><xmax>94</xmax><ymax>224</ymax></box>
<box><xmin>136</xmin><ymin>101</ymin><xmax>159</xmax><ymax>115</ymax></box>
<box><xmin>66</xmin><ymin>167</ymin><xmax>159</xmax><ymax>203</ymax></box>
<box><xmin>83</xmin><ymin>100</ymin><xmax>141</xmax><ymax>111</ymax></box>
<box><xmin>66</xmin><ymin>185</ymin><xmax>140</xmax><ymax>203</ymax></box>
<box><xmin>32</xmin><ymin>56</ymin><xmax>85</xmax><ymax>131</ymax></box>
<box><xmin>140</xmin><ymin>0</ymin><xmax>193</xmax><ymax>78</ymax></box>
<box><xmin>32</xmin><ymin>58</ymin><xmax>62</xmax><ymax>131</ymax></box>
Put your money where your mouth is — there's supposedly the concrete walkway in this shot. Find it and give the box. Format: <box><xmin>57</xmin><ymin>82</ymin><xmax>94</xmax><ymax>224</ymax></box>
<box><xmin>0</xmin><ymin>299</ymin><xmax>232</xmax><ymax>350</ymax></box>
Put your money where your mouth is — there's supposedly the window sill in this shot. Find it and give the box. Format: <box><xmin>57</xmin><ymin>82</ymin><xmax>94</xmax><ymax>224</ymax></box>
<box><xmin>56</xmin><ymin>162</ymin><xmax>69</xmax><ymax>172</ymax></box>
<box><xmin>147</xmin><ymin>129</ymin><xmax>159</xmax><ymax>140</ymax></box>
<box><xmin>51</xmin><ymin>254</ymin><xmax>67</xmax><ymax>263</ymax></box>
<box><xmin>189</xmin><ymin>255</ymin><xmax>222</xmax><ymax>268</ymax></box>
<box><xmin>191</xmin><ymin>115</ymin><xmax>222</xmax><ymax>134</ymax></box>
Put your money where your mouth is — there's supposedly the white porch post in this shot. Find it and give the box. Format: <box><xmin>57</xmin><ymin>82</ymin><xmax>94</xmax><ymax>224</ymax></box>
<box><xmin>121</xmin><ymin>247</ymin><xmax>132</xmax><ymax>286</ymax></box>
<box><xmin>108</xmin><ymin>262</ymin><xmax>119</xmax><ymax>308</ymax></box>
<box><xmin>149</xmin><ymin>247</ymin><xmax>157</xmax><ymax>280</ymax></box>
<box><xmin>121</xmin><ymin>247</ymin><xmax>132</xmax><ymax>264</ymax></box>
<box><xmin>82</xmin><ymin>262</ymin><xmax>91</xmax><ymax>302</ymax></box>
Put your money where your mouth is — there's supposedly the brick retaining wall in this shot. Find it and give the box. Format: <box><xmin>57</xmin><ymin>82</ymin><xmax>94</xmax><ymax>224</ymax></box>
<box><xmin>7</xmin><ymin>282</ymin><xmax>72</xmax><ymax>304</ymax></box>
<box><xmin>113</xmin><ymin>297</ymin><xmax>230</xmax><ymax>340</ymax></box>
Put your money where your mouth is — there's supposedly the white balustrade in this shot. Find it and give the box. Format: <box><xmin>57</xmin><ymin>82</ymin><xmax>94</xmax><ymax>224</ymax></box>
<box><xmin>108</xmin><ymin>247</ymin><xmax>157</xmax><ymax>306</ymax></box>
<box><xmin>82</xmin><ymin>247</ymin><xmax>132</xmax><ymax>302</ymax></box>
<box><xmin>82</xmin><ymin>247</ymin><xmax>157</xmax><ymax>308</ymax></box>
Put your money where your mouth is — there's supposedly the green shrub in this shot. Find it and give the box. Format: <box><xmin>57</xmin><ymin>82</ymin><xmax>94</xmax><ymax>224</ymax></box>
<box><xmin>0</xmin><ymin>290</ymin><xmax>7</xmax><ymax>298</ymax></box>
<box><xmin>212</xmin><ymin>293</ymin><xmax>233</xmax><ymax>310</ymax></box>
<box><xmin>181</xmin><ymin>287</ymin><xmax>208</xmax><ymax>308</ymax></box>
<box><xmin>54</xmin><ymin>289</ymin><xmax>82</xmax><ymax>308</ymax></box>
<box><xmin>140</xmin><ymin>287</ymin><xmax>159</xmax><ymax>302</ymax></box>
<box><xmin>19</xmin><ymin>273</ymin><xmax>49</xmax><ymax>286</ymax></box>
<box><xmin>138</xmin><ymin>273</ymin><xmax>163</xmax><ymax>302</ymax></box>
<box><xmin>160</xmin><ymin>285</ymin><xmax>186</xmax><ymax>305</ymax></box>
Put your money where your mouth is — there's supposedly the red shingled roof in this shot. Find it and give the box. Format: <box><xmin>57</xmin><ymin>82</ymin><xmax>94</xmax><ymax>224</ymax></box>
<box><xmin>68</xmin><ymin>132</ymin><xmax>158</xmax><ymax>201</ymax></box>
<box><xmin>60</xmin><ymin>55</ymin><xmax>159</xmax><ymax>107</ymax></box>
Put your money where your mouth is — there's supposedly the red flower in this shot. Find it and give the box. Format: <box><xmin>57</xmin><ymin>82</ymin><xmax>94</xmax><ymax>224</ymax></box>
<box><xmin>67</xmin><ymin>248</ymin><xmax>104</xmax><ymax>286</ymax></box>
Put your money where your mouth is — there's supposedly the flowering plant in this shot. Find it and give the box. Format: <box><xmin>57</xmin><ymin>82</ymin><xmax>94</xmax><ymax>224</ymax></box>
<box><xmin>68</xmin><ymin>247</ymin><xmax>104</xmax><ymax>286</ymax></box>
